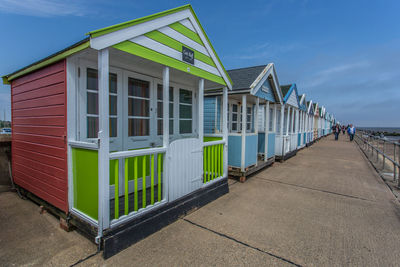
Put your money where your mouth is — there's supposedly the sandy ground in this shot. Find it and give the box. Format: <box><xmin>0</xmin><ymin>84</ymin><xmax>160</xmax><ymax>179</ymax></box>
<box><xmin>1</xmin><ymin>136</ymin><xmax>400</xmax><ymax>266</ymax></box>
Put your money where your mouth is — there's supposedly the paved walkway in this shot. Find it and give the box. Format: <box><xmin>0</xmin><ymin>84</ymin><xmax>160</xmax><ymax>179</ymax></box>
<box><xmin>1</xmin><ymin>136</ymin><xmax>400</xmax><ymax>266</ymax></box>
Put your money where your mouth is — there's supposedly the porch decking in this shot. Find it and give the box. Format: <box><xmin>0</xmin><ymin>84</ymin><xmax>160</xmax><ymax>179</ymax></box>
<box><xmin>228</xmin><ymin>156</ymin><xmax>275</xmax><ymax>181</ymax></box>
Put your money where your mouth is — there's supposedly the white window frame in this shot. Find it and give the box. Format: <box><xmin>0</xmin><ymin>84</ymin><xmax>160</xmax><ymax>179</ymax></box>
<box><xmin>78</xmin><ymin>60</ymin><xmax>123</xmax><ymax>152</ymax></box>
<box><xmin>229</xmin><ymin>101</ymin><xmax>239</xmax><ymax>133</ymax></box>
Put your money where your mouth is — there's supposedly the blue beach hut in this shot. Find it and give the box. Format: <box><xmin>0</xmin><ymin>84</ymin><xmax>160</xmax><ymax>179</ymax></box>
<box><xmin>276</xmin><ymin>84</ymin><xmax>301</xmax><ymax>161</ymax></box>
<box><xmin>204</xmin><ymin>64</ymin><xmax>283</xmax><ymax>181</ymax></box>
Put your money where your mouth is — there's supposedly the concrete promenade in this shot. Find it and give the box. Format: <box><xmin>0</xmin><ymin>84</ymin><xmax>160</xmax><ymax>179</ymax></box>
<box><xmin>1</xmin><ymin>136</ymin><xmax>400</xmax><ymax>266</ymax></box>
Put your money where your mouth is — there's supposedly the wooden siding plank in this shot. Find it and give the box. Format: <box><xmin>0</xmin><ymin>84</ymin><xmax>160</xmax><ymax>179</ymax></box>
<box><xmin>13</xmin><ymin>116</ymin><xmax>65</xmax><ymax>127</ymax></box>
<box><xmin>13</xmin><ymin>82</ymin><xmax>65</xmax><ymax>102</ymax></box>
<box><xmin>13</xmin><ymin>133</ymin><xmax>64</xmax><ymax>148</ymax></box>
<box><xmin>13</xmin><ymin>125</ymin><xmax>65</xmax><ymax>137</ymax></box>
<box><xmin>13</xmin><ymin>163</ymin><xmax>67</xmax><ymax>191</ymax></box>
<box><xmin>11</xmin><ymin>60</ymin><xmax>64</xmax><ymax>88</ymax></box>
<box><xmin>12</xmin><ymin>147</ymin><xmax>65</xmax><ymax>169</ymax></box>
<box><xmin>12</xmin><ymin>72</ymin><xmax>65</xmax><ymax>95</ymax></box>
<box><xmin>13</xmin><ymin>93</ymin><xmax>64</xmax><ymax>110</ymax></box>
<box><xmin>13</xmin><ymin>140</ymin><xmax>65</xmax><ymax>159</ymax></box>
<box><xmin>13</xmin><ymin>105</ymin><xmax>65</xmax><ymax>117</ymax></box>
<box><xmin>13</xmin><ymin>154</ymin><xmax>65</xmax><ymax>180</ymax></box>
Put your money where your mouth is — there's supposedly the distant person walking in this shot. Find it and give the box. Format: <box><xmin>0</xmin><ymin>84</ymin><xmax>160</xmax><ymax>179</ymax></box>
<box><xmin>334</xmin><ymin>124</ymin><xmax>340</xmax><ymax>140</ymax></box>
<box><xmin>347</xmin><ymin>124</ymin><xmax>356</xmax><ymax>141</ymax></box>
<box><xmin>342</xmin><ymin>125</ymin><xmax>346</xmax><ymax>135</ymax></box>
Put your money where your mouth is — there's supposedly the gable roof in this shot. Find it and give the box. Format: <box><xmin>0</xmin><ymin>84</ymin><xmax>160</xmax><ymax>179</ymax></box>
<box><xmin>227</xmin><ymin>65</ymin><xmax>267</xmax><ymax>91</ymax></box>
<box><xmin>3</xmin><ymin>4</ymin><xmax>232</xmax><ymax>88</ymax></box>
<box><xmin>280</xmin><ymin>84</ymin><xmax>300</xmax><ymax>108</ymax></box>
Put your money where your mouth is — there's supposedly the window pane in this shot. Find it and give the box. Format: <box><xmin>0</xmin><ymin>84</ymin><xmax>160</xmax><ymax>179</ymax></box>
<box><xmin>179</xmin><ymin>89</ymin><xmax>192</xmax><ymax>104</ymax></box>
<box><xmin>129</xmin><ymin>118</ymin><xmax>149</xmax><ymax>136</ymax></box>
<box><xmin>128</xmin><ymin>78</ymin><xmax>149</xmax><ymax>98</ymax></box>
<box><xmin>247</xmin><ymin>107</ymin><xmax>252</xmax><ymax>114</ymax></box>
<box><xmin>109</xmin><ymin>73</ymin><xmax>117</xmax><ymax>94</ymax></box>
<box><xmin>157</xmin><ymin>84</ymin><xmax>174</xmax><ymax>100</ymax></box>
<box><xmin>179</xmin><ymin>104</ymin><xmax>192</xmax><ymax>119</ymax></box>
<box><xmin>87</xmin><ymin>117</ymin><xmax>98</xmax><ymax>138</ymax></box>
<box><xmin>87</xmin><ymin>92</ymin><xmax>98</xmax><ymax>115</ymax></box>
<box><xmin>109</xmin><ymin>95</ymin><xmax>117</xmax><ymax>116</ymax></box>
<box><xmin>110</xmin><ymin>118</ymin><xmax>117</xmax><ymax>137</ymax></box>
<box><xmin>87</xmin><ymin>68</ymin><xmax>98</xmax><ymax>90</ymax></box>
<box><xmin>232</xmin><ymin>123</ymin><xmax>237</xmax><ymax>131</ymax></box>
<box><xmin>247</xmin><ymin>115</ymin><xmax>251</xmax><ymax>121</ymax></box>
<box><xmin>232</xmin><ymin>113</ymin><xmax>237</xmax><ymax>121</ymax></box>
<box><xmin>87</xmin><ymin>69</ymin><xmax>116</xmax><ymax>92</ymax></box>
<box><xmin>128</xmin><ymin>98</ymin><xmax>149</xmax><ymax>117</ymax></box>
<box><xmin>247</xmin><ymin>123</ymin><xmax>251</xmax><ymax>131</ymax></box>
<box><xmin>157</xmin><ymin>102</ymin><xmax>163</xmax><ymax>118</ymax></box>
<box><xmin>157</xmin><ymin>119</ymin><xmax>174</xmax><ymax>135</ymax></box>
<box><xmin>180</xmin><ymin>120</ymin><xmax>192</xmax><ymax>134</ymax></box>
<box><xmin>157</xmin><ymin>120</ymin><xmax>163</xmax><ymax>135</ymax></box>
<box><xmin>169</xmin><ymin>103</ymin><xmax>173</xmax><ymax>119</ymax></box>
<box><xmin>232</xmin><ymin>104</ymin><xmax>237</xmax><ymax>112</ymax></box>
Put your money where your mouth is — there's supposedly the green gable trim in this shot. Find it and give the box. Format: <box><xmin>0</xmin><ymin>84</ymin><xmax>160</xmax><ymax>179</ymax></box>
<box><xmin>3</xmin><ymin>40</ymin><xmax>90</xmax><ymax>84</ymax></box>
<box><xmin>189</xmin><ymin>9</ymin><xmax>233</xmax><ymax>86</ymax></box>
<box><xmin>88</xmin><ymin>5</ymin><xmax>192</xmax><ymax>38</ymax></box>
<box><xmin>144</xmin><ymin>30</ymin><xmax>216</xmax><ymax>67</ymax></box>
<box><xmin>168</xmin><ymin>21</ymin><xmax>204</xmax><ymax>45</ymax></box>
<box><xmin>88</xmin><ymin>4</ymin><xmax>232</xmax><ymax>87</ymax></box>
<box><xmin>113</xmin><ymin>40</ymin><xmax>226</xmax><ymax>86</ymax></box>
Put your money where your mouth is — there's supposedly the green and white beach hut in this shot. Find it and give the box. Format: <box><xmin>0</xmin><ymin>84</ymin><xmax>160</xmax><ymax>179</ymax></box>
<box><xmin>2</xmin><ymin>5</ymin><xmax>233</xmax><ymax>258</ymax></box>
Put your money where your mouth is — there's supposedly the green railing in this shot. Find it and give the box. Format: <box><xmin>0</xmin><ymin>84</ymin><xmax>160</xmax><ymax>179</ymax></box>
<box><xmin>109</xmin><ymin>147</ymin><xmax>166</xmax><ymax>221</ymax></box>
<box><xmin>203</xmin><ymin>140</ymin><xmax>224</xmax><ymax>184</ymax></box>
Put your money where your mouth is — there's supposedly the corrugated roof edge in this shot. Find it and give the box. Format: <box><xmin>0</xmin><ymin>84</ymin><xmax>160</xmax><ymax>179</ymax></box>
<box><xmin>88</xmin><ymin>4</ymin><xmax>233</xmax><ymax>87</ymax></box>
<box><xmin>2</xmin><ymin>38</ymin><xmax>90</xmax><ymax>84</ymax></box>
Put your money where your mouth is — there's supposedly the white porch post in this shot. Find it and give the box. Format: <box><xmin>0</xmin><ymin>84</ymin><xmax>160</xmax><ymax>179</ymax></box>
<box><xmin>241</xmin><ymin>94</ymin><xmax>247</xmax><ymax>171</ymax></box>
<box><xmin>198</xmin><ymin>79</ymin><xmax>204</xmax><ymax>142</ymax></box>
<box><xmin>286</xmin><ymin>106</ymin><xmax>291</xmax><ymax>136</ymax></box>
<box><xmin>264</xmin><ymin>101</ymin><xmax>270</xmax><ymax>161</ymax></box>
<box><xmin>292</xmin><ymin>108</ymin><xmax>296</xmax><ymax>135</ymax></box>
<box><xmin>254</xmin><ymin>98</ymin><xmax>259</xmax><ymax>167</ymax></box>
<box><xmin>97</xmin><ymin>48</ymin><xmax>110</xmax><ymax>238</ymax></box>
<box><xmin>222</xmin><ymin>87</ymin><xmax>228</xmax><ymax>177</ymax></box>
<box><xmin>279</xmin><ymin>105</ymin><xmax>284</xmax><ymax>136</ymax></box>
<box><xmin>273</xmin><ymin>104</ymin><xmax>277</xmax><ymax>133</ymax></box>
<box><xmin>255</xmin><ymin>98</ymin><xmax>259</xmax><ymax>134</ymax></box>
<box><xmin>295</xmin><ymin>110</ymin><xmax>299</xmax><ymax>135</ymax></box>
<box><xmin>162</xmin><ymin>66</ymin><xmax>169</xmax><ymax>200</ymax></box>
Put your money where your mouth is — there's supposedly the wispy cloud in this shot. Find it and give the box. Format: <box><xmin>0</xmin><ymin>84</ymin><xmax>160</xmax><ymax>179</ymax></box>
<box><xmin>0</xmin><ymin>0</ymin><xmax>91</xmax><ymax>17</ymax></box>
<box><xmin>302</xmin><ymin>61</ymin><xmax>370</xmax><ymax>88</ymax></box>
<box><xmin>234</xmin><ymin>42</ymin><xmax>304</xmax><ymax>60</ymax></box>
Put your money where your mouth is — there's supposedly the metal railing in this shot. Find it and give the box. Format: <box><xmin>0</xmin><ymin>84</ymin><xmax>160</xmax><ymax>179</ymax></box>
<box><xmin>355</xmin><ymin>132</ymin><xmax>400</xmax><ymax>187</ymax></box>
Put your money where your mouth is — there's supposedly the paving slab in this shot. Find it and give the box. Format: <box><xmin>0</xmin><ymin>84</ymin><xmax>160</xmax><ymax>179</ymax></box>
<box><xmin>80</xmin><ymin>219</ymin><xmax>292</xmax><ymax>267</ymax></box>
<box><xmin>2</xmin><ymin>136</ymin><xmax>400</xmax><ymax>266</ymax></box>
<box><xmin>0</xmin><ymin>191</ymin><xmax>97</xmax><ymax>267</ymax></box>
<box><xmin>185</xmin><ymin>137</ymin><xmax>400</xmax><ymax>266</ymax></box>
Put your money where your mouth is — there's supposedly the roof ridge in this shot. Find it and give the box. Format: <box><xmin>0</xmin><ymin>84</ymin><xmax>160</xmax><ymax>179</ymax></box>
<box><xmin>227</xmin><ymin>64</ymin><xmax>268</xmax><ymax>72</ymax></box>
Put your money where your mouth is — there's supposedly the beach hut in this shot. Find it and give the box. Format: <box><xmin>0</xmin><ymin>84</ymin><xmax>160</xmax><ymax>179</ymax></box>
<box><xmin>297</xmin><ymin>93</ymin><xmax>307</xmax><ymax>149</ymax></box>
<box><xmin>2</xmin><ymin>5</ymin><xmax>233</xmax><ymax>258</ymax></box>
<box><xmin>306</xmin><ymin>100</ymin><xmax>314</xmax><ymax>145</ymax></box>
<box><xmin>275</xmin><ymin>84</ymin><xmax>300</xmax><ymax>161</ymax></box>
<box><xmin>204</xmin><ymin>64</ymin><xmax>283</xmax><ymax>181</ymax></box>
<box><xmin>313</xmin><ymin>103</ymin><xmax>319</xmax><ymax>140</ymax></box>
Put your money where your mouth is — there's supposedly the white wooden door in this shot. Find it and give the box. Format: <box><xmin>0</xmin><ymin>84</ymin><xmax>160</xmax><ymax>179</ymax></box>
<box><xmin>168</xmin><ymin>138</ymin><xmax>203</xmax><ymax>201</ymax></box>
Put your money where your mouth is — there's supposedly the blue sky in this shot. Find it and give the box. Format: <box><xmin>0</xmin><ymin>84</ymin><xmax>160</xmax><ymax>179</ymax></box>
<box><xmin>0</xmin><ymin>0</ymin><xmax>399</xmax><ymax>126</ymax></box>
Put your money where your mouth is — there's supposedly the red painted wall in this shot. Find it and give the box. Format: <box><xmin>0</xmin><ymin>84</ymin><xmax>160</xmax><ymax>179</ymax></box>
<box><xmin>11</xmin><ymin>60</ymin><xmax>68</xmax><ymax>212</ymax></box>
